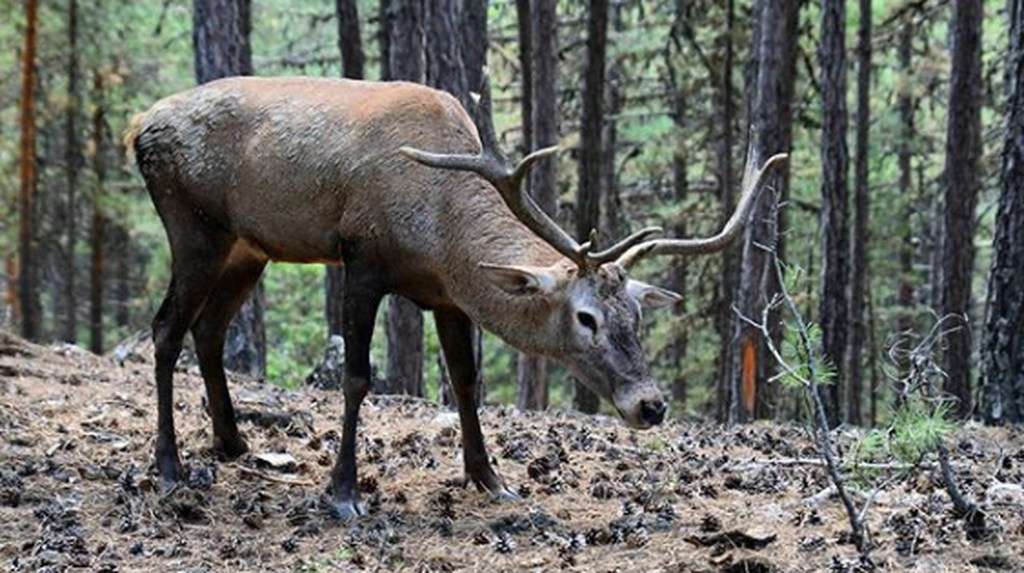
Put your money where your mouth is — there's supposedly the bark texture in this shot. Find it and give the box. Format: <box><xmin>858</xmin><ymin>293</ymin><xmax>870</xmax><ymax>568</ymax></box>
<box><xmin>941</xmin><ymin>0</ymin><xmax>984</xmax><ymax>418</ymax></box>
<box><xmin>980</xmin><ymin>0</ymin><xmax>1024</xmax><ymax>424</ymax></box>
<box><xmin>63</xmin><ymin>0</ymin><xmax>82</xmax><ymax>343</ymax></box>
<box><xmin>716</xmin><ymin>0</ymin><xmax>740</xmax><ymax>420</ymax></box>
<box><xmin>897</xmin><ymin>21</ymin><xmax>915</xmax><ymax>335</ymax></box>
<box><xmin>847</xmin><ymin>0</ymin><xmax>872</xmax><ymax>426</ymax></box>
<box><xmin>89</xmin><ymin>70</ymin><xmax>107</xmax><ymax>355</ymax></box>
<box><xmin>18</xmin><ymin>0</ymin><xmax>40</xmax><ymax>341</ymax></box>
<box><xmin>818</xmin><ymin>0</ymin><xmax>850</xmax><ymax>427</ymax></box>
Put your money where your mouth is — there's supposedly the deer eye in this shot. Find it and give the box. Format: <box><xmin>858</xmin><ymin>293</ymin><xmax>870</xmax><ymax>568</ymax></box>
<box><xmin>576</xmin><ymin>311</ymin><xmax>598</xmax><ymax>334</ymax></box>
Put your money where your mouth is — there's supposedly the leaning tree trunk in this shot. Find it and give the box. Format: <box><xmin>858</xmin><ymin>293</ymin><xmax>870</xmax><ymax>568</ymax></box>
<box><xmin>517</xmin><ymin>0</ymin><xmax>559</xmax><ymax>411</ymax></box>
<box><xmin>18</xmin><ymin>0</ymin><xmax>40</xmax><ymax>341</ymax></box>
<box><xmin>980</xmin><ymin>0</ymin><xmax>1023</xmax><ymax>425</ymax></box>
<box><xmin>941</xmin><ymin>0</ymin><xmax>984</xmax><ymax>419</ymax></box>
<box><xmin>193</xmin><ymin>0</ymin><xmax>265</xmax><ymax>376</ymax></box>
<box><xmin>572</xmin><ymin>0</ymin><xmax>609</xmax><ymax>415</ymax></box>
<box><xmin>846</xmin><ymin>0</ymin><xmax>872</xmax><ymax>426</ymax></box>
<box><xmin>728</xmin><ymin>0</ymin><xmax>799</xmax><ymax>424</ymax></box>
<box><xmin>89</xmin><ymin>70</ymin><xmax>107</xmax><ymax>355</ymax></box>
<box><xmin>818</xmin><ymin>0</ymin><xmax>850</xmax><ymax>428</ymax></box>
<box><xmin>326</xmin><ymin>0</ymin><xmax>366</xmax><ymax>339</ymax></box>
<box><xmin>63</xmin><ymin>0</ymin><xmax>82</xmax><ymax>344</ymax></box>
<box><xmin>382</xmin><ymin>0</ymin><xmax>425</xmax><ymax>396</ymax></box>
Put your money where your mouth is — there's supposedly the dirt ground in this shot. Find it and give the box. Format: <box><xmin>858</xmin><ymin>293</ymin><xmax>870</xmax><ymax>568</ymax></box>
<box><xmin>1</xmin><ymin>329</ymin><xmax>1022</xmax><ymax>572</ymax></box>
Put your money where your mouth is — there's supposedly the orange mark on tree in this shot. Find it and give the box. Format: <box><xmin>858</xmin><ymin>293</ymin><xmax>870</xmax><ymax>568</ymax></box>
<box><xmin>741</xmin><ymin>336</ymin><xmax>756</xmax><ymax>415</ymax></box>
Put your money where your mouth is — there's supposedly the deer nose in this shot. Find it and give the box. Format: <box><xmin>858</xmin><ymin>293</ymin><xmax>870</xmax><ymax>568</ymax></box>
<box><xmin>639</xmin><ymin>399</ymin><xmax>667</xmax><ymax>426</ymax></box>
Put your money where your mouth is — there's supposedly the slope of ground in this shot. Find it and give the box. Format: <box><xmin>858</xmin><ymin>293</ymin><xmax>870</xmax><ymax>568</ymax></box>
<box><xmin>0</xmin><ymin>329</ymin><xmax>1021</xmax><ymax>572</ymax></box>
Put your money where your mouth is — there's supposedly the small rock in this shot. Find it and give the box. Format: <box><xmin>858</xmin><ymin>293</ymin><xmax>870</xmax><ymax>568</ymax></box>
<box><xmin>252</xmin><ymin>452</ymin><xmax>298</xmax><ymax>472</ymax></box>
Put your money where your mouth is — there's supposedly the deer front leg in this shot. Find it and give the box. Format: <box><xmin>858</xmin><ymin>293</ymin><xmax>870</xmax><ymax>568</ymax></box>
<box><xmin>434</xmin><ymin>309</ymin><xmax>517</xmax><ymax>500</ymax></box>
<box><xmin>325</xmin><ymin>267</ymin><xmax>383</xmax><ymax>520</ymax></box>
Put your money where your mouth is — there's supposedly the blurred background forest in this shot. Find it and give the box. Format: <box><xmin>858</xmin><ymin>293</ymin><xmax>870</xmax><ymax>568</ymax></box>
<box><xmin>2</xmin><ymin>0</ymin><xmax>1021</xmax><ymax>428</ymax></box>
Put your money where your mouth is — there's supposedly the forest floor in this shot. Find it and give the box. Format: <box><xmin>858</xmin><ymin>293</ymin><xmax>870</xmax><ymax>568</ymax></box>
<box><xmin>0</xmin><ymin>329</ymin><xmax>1022</xmax><ymax>572</ymax></box>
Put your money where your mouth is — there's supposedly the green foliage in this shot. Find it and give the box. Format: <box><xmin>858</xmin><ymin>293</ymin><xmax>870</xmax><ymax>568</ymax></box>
<box><xmin>889</xmin><ymin>399</ymin><xmax>956</xmax><ymax>463</ymax></box>
<box><xmin>779</xmin><ymin>321</ymin><xmax>836</xmax><ymax>389</ymax></box>
<box><xmin>849</xmin><ymin>398</ymin><xmax>956</xmax><ymax>473</ymax></box>
<box><xmin>264</xmin><ymin>264</ymin><xmax>327</xmax><ymax>388</ymax></box>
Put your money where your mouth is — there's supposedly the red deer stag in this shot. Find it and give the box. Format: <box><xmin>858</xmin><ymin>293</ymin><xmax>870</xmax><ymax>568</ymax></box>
<box><xmin>127</xmin><ymin>76</ymin><xmax>785</xmax><ymax>518</ymax></box>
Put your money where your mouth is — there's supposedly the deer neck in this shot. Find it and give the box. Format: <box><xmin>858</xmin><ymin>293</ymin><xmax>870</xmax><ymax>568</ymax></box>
<box><xmin>439</xmin><ymin>180</ymin><xmax>568</xmax><ymax>353</ymax></box>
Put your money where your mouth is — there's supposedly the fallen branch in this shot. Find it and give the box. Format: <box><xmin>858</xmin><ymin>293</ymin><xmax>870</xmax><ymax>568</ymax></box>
<box><xmin>728</xmin><ymin>456</ymin><xmax>941</xmax><ymax>472</ymax></box>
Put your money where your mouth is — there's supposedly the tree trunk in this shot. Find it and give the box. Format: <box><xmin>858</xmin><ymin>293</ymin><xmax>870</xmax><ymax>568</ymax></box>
<box><xmin>326</xmin><ymin>0</ymin><xmax>367</xmax><ymax>338</ymax></box>
<box><xmin>717</xmin><ymin>0</ymin><xmax>741</xmax><ymax>421</ymax></box>
<box><xmin>461</xmin><ymin>0</ymin><xmax>488</xmax><ymax>93</ymax></box>
<box><xmin>336</xmin><ymin>0</ymin><xmax>365</xmax><ymax>80</ymax></box>
<box><xmin>517</xmin><ymin>0</ymin><xmax>560</xmax><ymax>411</ymax></box>
<box><xmin>382</xmin><ymin>0</ymin><xmax>425</xmax><ymax>396</ymax></box>
<box><xmin>515</xmin><ymin>0</ymin><xmax>533</xmax><ymax>158</ymax></box>
<box><xmin>980</xmin><ymin>0</ymin><xmax>1023</xmax><ymax>424</ymax></box>
<box><xmin>818</xmin><ymin>0</ymin><xmax>850</xmax><ymax>427</ymax></box>
<box><xmin>18</xmin><ymin>0</ymin><xmax>40</xmax><ymax>341</ymax></box>
<box><xmin>378</xmin><ymin>0</ymin><xmax>391</xmax><ymax>80</ymax></box>
<box><xmin>867</xmin><ymin>279</ymin><xmax>881</xmax><ymax>426</ymax></box>
<box><xmin>941</xmin><ymin>0</ymin><xmax>984</xmax><ymax>419</ymax></box>
<box><xmin>670</xmin><ymin>90</ymin><xmax>689</xmax><ymax>408</ymax></box>
<box><xmin>193</xmin><ymin>0</ymin><xmax>252</xmax><ymax>83</ymax></box>
<box><xmin>63</xmin><ymin>0</ymin><xmax>82</xmax><ymax>344</ymax></box>
<box><xmin>425</xmin><ymin>0</ymin><xmax>468</xmax><ymax>100</ymax></box>
<box><xmin>728</xmin><ymin>0</ymin><xmax>798</xmax><ymax>424</ymax></box>
<box><xmin>601</xmin><ymin>64</ymin><xmax>624</xmax><ymax>246</ymax></box>
<box><xmin>386</xmin><ymin>299</ymin><xmax>424</xmax><ymax>396</ymax></box>
<box><xmin>89</xmin><ymin>70</ymin><xmax>107</xmax><ymax>355</ymax></box>
<box><xmin>897</xmin><ymin>20</ymin><xmax>915</xmax><ymax>336</ymax></box>
<box><xmin>846</xmin><ymin>0</ymin><xmax>872</xmax><ymax>426</ymax></box>
<box><xmin>572</xmin><ymin>0</ymin><xmax>608</xmax><ymax>415</ymax></box>
<box><xmin>193</xmin><ymin>0</ymin><xmax>264</xmax><ymax>376</ymax></box>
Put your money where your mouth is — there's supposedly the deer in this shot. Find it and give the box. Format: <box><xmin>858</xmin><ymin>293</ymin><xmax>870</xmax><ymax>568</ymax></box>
<box><xmin>126</xmin><ymin>75</ymin><xmax>786</xmax><ymax>519</ymax></box>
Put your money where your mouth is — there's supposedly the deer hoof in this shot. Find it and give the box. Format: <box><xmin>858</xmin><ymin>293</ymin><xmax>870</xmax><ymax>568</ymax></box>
<box><xmin>469</xmin><ymin>471</ymin><xmax>520</xmax><ymax>502</ymax></box>
<box><xmin>213</xmin><ymin>434</ymin><xmax>249</xmax><ymax>460</ymax></box>
<box><xmin>325</xmin><ymin>496</ymin><xmax>366</xmax><ymax>521</ymax></box>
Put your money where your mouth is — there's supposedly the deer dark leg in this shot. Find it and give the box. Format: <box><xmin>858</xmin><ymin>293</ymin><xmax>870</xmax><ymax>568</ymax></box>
<box><xmin>191</xmin><ymin>250</ymin><xmax>267</xmax><ymax>459</ymax></box>
<box><xmin>151</xmin><ymin>227</ymin><xmax>232</xmax><ymax>489</ymax></box>
<box><xmin>434</xmin><ymin>309</ymin><xmax>517</xmax><ymax>500</ymax></box>
<box><xmin>326</xmin><ymin>267</ymin><xmax>383</xmax><ymax>519</ymax></box>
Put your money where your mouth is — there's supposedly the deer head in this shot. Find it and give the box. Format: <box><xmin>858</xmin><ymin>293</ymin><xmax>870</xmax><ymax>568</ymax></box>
<box><xmin>400</xmin><ymin>128</ymin><xmax>786</xmax><ymax>429</ymax></box>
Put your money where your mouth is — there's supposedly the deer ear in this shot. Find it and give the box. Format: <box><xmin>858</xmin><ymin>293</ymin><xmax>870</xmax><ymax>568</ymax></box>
<box><xmin>626</xmin><ymin>279</ymin><xmax>682</xmax><ymax>309</ymax></box>
<box><xmin>479</xmin><ymin>263</ymin><xmax>559</xmax><ymax>296</ymax></box>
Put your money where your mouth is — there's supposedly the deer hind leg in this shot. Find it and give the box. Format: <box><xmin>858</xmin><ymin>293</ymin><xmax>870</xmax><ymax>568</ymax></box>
<box><xmin>190</xmin><ymin>246</ymin><xmax>267</xmax><ymax>459</ymax></box>
<box><xmin>326</xmin><ymin>265</ymin><xmax>383</xmax><ymax>519</ymax></box>
<box><xmin>434</xmin><ymin>309</ymin><xmax>517</xmax><ymax>501</ymax></box>
<box><xmin>151</xmin><ymin>212</ymin><xmax>233</xmax><ymax>488</ymax></box>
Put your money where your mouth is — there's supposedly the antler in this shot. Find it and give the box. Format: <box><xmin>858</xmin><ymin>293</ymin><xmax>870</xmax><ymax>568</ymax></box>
<box><xmin>616</xmin><ymin>147</ymin><xmax>789</xmax><ymax>268</ymax></box>
<box><xmin>399</xmin><ymin>77</ymin><xmax>662</xmax><ymax>273</ymax></box>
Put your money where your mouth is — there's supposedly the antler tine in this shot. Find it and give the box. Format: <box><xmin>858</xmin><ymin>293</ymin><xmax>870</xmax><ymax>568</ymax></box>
<box><xmin>583</xmin><ymin>226</ymin><xmax>663</xmax><ymax>265</ymax></box>
<box><xmin>616</xmin><ymin>148</ymin><xmax>789</xmax><ymax>268</ymax></box>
